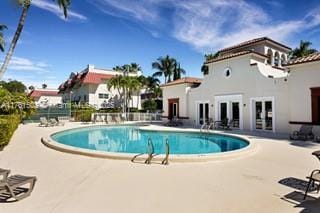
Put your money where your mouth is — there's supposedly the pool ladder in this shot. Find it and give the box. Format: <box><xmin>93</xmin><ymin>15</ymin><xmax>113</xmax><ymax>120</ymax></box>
<box><xmin>200</xmin><ymin>123</ymin><xmax>213</xmax><ymax>133</ymax></box>
<box><xmin>132</xmin><ymin>138</ymin><xmax>169</xmax><ymax>165</ymax></box>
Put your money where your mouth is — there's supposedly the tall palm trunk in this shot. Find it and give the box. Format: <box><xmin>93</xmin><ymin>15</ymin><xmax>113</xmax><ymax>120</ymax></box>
<box><xmin>0</xmin><ymin>4</ymin><xmax>30</xmax><ymax>80</ymax></box>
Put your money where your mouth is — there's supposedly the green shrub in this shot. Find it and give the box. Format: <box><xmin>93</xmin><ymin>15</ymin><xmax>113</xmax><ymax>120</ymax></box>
<box><xmin>72</xmin><ymin>108</ymin><xmax>96</xmax><ymax>122</ymax></box>
<box><xmin>142</xmin><ymin>100</ymin><xmax>157</xmax><ymax>112</ymax></box>
<box><xmin>0</xmin><ymin>115</ymin><xmax>20</xmax><ymax>149</ymax></box>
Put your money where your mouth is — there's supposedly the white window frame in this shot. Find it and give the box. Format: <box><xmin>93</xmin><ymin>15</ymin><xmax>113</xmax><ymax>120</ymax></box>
<box><xmin>214</xmin><ymin>94</ymin><xmax>243</xmax><ymax>130</ymax></box>
<box><xmin>195</xmin><ymin>100</ymin><xmax>210</xmax><ymax>126</ymax></box>
<box><xmin>250</xmin><ymin>97</ymin><xmax>276</xmax><ymax>133</ymax></box>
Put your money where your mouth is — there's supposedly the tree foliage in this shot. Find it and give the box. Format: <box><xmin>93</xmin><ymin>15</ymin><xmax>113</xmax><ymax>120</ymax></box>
<box><xmin>290</xmin><ymin>40</ymin><xmax>318</xmax><ymax>59</ymax></box>
<box><xmin>0</xmin><ymin>80</ymin><xmax>26</xmax><ymax>93</ymax></box>
<box><xmin>0</xmin><ymin>87</ymin><xmax>35</xmax><ymax>118</ymax></box>
<box><xmin>152</xmin><ymin>55</ymin><xmax>185</xmax><ymax>83</ymax></box>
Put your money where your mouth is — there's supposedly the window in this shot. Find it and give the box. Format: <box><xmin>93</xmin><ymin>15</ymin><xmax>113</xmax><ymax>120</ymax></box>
<box><xmin>267</xmin><ymin>49</ymin><xmax>273</xmax><ymax>65</ymax></box>
<box><xmin>274</xmin><ymin>52</ymin><xmax>280</xmax><ymax>67</ymax></box>
<box><xmin>224</xmin><ymin>67</ymin><xmax>232</xmax><ymax>78</ymax></box>
<box><xmin>280</xmin><ymin>54</ymin><xmax>286</xmax><ymax>66</ymax></box>
<box><xmin>99</xmin><ymin>93</ymin><xmax>109</xmax><ymax>99</ymax></box>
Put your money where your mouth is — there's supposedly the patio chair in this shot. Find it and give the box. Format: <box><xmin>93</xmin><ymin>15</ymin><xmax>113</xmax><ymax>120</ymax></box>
<box><xmin>115</xmin><ymin>116</ymin><xmax>121</xmax><ymax>124</ymax></box>
<box><xmin>39</xmin><ymin>117</ymin><xmax>51</xmax><ymax>127</ymax></box>
<box><xmin>0</xmin><ymin>170</ymin><xmax>37</xmax><ymax>202</ymax></box>
<box><xmin>214</xmin><ymin>118</ymin><xmax>232</xmax><ymax>130</ymax></box>
<box><xmin>304</xmin><ymin>169</ymin><xmax>320</xmax><ymax>199</ymax></box>
<box><xmin>111</xmin><ymin>115</ymin><xmax>118</xmax><ymax>124</ymax></box>
<box><xmin>0</xmin><ymin>168</ymin><xmax>10</xmax><ymax>182</ymax></box>
<box><xmin>290</xmin><ymin>125</ymin><xmax>314</xmax><ymax>141</ymax></box>
<box><xmin>49</xmin><ymin>118</ymin><xmax>58</xmax><ymax>126</ymax></box>
<box><xmin>105</xmin><ymin>115</ymin><xmax>113</xmax><ymax>124</ymax></box>
<box><xmin>55</xmin><ymin>117</ymin><xmax>65</xmax><ymax>126</ymax></box>
<box><xmin>313</xmin><ymin>126</ymin><xmax>320</xmax><ymax>143</ymax></box>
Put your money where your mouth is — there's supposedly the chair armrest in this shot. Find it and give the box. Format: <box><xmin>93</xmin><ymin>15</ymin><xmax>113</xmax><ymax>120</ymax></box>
<box><xmin>308</xmin><ymin>169</ymin><xmax>320</xmax><ymax>179</ymax></box>
<box><xmin>0</xmin><ymin>169</ymin><xmax>10</xmax><ymax>182</ymax></box>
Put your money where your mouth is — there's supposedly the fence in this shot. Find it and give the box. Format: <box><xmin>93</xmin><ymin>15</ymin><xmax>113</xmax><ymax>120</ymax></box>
<box><xmin>23</xmin><ymin>107</ymin><xmax>162</xmax><ymax>123</ymax></box>
<box><xmin>92</xmin><ymin>112</ymin><xmax>162</xmax><ymax>122</ymax></box>
<box><xmin>24</xmin><ymin>107</ymin><xmax>71</xmax><ymax>123</ymax></box>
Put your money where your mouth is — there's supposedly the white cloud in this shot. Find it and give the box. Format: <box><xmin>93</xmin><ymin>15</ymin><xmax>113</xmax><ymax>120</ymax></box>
<box><xmin>89</xmin><ymin>0</ymin><xmax>320</xmax><ymax>52</ymax></box>
<box><xmin>90</xmin><ymin>0</ymin><xmax>159</xmax><ymax>24</ymax></box>
<box><xmin>1</xmin><ymin>56</ymin><xmax>50</xmax><ymax>73</ymax></box>
<box><xmin>32</xmin><ymin>0</ymin><xmax>87</xmax><ymax>21</ymax></box>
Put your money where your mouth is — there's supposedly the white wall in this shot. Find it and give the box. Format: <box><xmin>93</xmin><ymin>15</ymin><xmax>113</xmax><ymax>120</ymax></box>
<box><xmin>288</xmin><ymin>61</ymin><xmax>320</xmax><ymax>126</ymax></box>
<box><xmin>162</xmin><ymin>83</ymin><xmax>191</xmax><ymax>119</ymax></box>
<box><xmin>35</xmin><ymin>95</ymin><xmax>62</xmax><ymax>107</ymax></box>
<box><xmin>187</xmin><ymin>54</ymin><xmax>290</xmax><ymax>133</ymax></box>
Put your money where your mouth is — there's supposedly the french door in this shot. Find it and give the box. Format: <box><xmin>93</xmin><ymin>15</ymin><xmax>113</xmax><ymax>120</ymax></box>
<box><xmin>197</xmin><ymin>102</ymin><xmax>209</xmax><ymax>125</ymax></box>
<box><xmin>218</xmin><ymin>102</ymin><xmax>240</xmax><ymax>128</ymax></box>
<box><xmin>252</xmin><ymin>98</ymin><xmax>274</xmax><ymax>131</ymax></box>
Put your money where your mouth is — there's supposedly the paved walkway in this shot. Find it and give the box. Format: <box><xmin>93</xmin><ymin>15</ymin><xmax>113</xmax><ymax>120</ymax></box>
<box><xmin>0</xmin><ymin>123</ymin><xmax>320</xmax><ymax>213</ymax></box>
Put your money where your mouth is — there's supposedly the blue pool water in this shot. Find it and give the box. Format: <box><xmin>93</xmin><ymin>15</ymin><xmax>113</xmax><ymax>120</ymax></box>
<box><xmin>51</xmin><ymin>126</ymin><xmax>249</xmax><ymax>155</ymax></box>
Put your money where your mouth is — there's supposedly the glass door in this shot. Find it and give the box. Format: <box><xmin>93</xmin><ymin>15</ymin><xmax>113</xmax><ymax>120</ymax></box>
<box><xmin>198</xmin><ymin>103</ymin><xmax>209</xmax><ymax>125</ymax></box>
<box><xmin>265</xmin><ymin>101</ymin><xmax>273</xmax><ymax>131</ymax></box>
<box><xmin>172</xmin><ymin>103</ymin><xmax>177</xmax><ymax>118</ymax></box>
<box><xmin>199</xmin><ymin>103</ymin><xmax>204</xmax><ymax>125</ymax></box>
<box><xmin>220</xmin><ymin>102</ymin><xmax>227</xmax><ymax>121</ymax></box>
<box><xmin>254</xmin><ymin>100</ymin><xmax>273</xmax><ymax>131</ymax></box>
<box><xmin>231</xmin><ymin>102</ymin><xmax>240</xmax><ymax>128</ymax></box>
<box><xmin>255</xmin><ymin>101</ymin><xmax>263</xmax><ymax>130</ymax></box>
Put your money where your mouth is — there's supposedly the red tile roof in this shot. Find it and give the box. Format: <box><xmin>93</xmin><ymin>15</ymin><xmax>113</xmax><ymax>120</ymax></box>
<box><xmin>285</xmin><ymin>52</ymin><xmax>320</xmax><ymax>66</ymax></box>
<box><xmin>219</xmin><ymin>37</ymin><xmax>291</xmax><ymax>53</ymax></box>
<box><xmin>28</xmin><ymin>90</ymin><xmax>60</xmax><ymax>98</ymax></box>
<box><xmin>161</xmin><ymin>77</ymin><xmax>202</xmax><ymax>87</ymax></box>
<box><xmin>82</xmin><ymin>72</ymin><xmax>114</xmax><ymax>84</ymax></box>
<box><xmin>58</xmin><ymin>70</ymin><xmax>115</xmax><ymax>93</ymax></box>
<box><xmin>205</xmin><ymin>50</ymin><xmax>267</xmax><ymax>64</ymax></box>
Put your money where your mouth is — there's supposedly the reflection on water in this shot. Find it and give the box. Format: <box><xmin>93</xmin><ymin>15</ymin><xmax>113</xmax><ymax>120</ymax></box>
<box><xmin>52</xmin><ymin>126</ymin><xmax>248</xmax><ymax>154</ymax></box>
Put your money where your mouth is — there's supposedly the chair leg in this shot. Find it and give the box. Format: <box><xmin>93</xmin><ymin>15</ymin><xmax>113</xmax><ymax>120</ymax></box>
<box><xmin>304</xmin><ymin>179</ymin><xmax>313</xmax><ymax>200</ymax></box>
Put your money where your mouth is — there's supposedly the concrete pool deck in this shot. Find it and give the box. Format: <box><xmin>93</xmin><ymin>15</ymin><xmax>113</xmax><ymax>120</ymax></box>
<box><xmin>1</xmin><ymin>122</ymin><xmax>320</xmax><ymax>212</ymax></box>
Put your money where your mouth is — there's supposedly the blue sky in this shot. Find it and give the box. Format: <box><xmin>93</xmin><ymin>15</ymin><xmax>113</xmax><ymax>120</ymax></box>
<box><xmin>0</xmin><ymin>0</ymin><xmax>320</xmax><ymax>88</ymax></box>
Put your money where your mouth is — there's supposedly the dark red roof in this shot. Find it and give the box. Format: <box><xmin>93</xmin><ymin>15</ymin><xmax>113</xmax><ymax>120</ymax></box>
<box><xmin>82</xmin><ymin>73</ymin><xmax>114</xmax><ymax>84</ymax></box>
<box><xmin>161</xmin><ymin>77</ymin><xmax>202</xmax><ymax>87</ymax></box>
<box><xmin>58</xmin><ymin>71</ymin><xmax>115</xmax><ymax>93</ymax></box>
<box><xmin>205</xmin><ymin>50</ymin><xmax>267</xmax><ymax>64</ymax></box>
<box><xmin>285</xmin><ymin>52</ymin><xmax>320</xmax><ymax>66</ymax></box>
<box><xmin>28</xmin><ymin>90</ymin><xmax>60</xmax><ymax>98</ymax></box>
<box><xmin>219</xmin><ymin>37</ymin><xmax>292</xmax><ymax>53</ymax></box>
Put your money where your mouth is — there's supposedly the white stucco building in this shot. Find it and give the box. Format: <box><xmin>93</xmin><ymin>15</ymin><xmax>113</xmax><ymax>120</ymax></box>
<box><xmin>28</xmin><ymin>89</ymin><xmax>62</xmax><ymax>108</ymax></box>
<box><xmin>161</xmin><ymin>37</ymin><xmax>320</xmax><ymax>134</ymax></box>
<box><xmin>58</xmin><ymin>64</ymin><xmax>142</xmax><ymax>109</ymax></box>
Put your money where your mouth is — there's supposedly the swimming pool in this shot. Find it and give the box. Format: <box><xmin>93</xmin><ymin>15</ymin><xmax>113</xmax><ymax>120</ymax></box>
<box><xmin>51</xmin><ymin>126</ymin><xmax>249</xmax><ymax>155</ymax></box>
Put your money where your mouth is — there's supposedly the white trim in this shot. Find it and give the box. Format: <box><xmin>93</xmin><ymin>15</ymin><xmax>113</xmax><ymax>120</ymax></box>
<box><xmin>195</xmin><ymin>100</ymin><xmax>210</xmax><ymax>126</ymax></box>
<box><xmin>250</xmin><ymin>96</ymin><xmax>276</xmax><ymax>133</ymax></box>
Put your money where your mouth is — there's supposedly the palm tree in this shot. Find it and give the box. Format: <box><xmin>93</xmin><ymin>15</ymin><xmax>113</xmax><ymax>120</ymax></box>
<box><xmin>113</xmin><ymin>63</ymin><xmax>142</xmax><ymax>74</ymax></box>
<box><xmin>125</xmin><ymin>77</ymin><xmax>142</xmax><ymax>109</ymax></box>
<box><xmin>201</xmin><ymin>52</ymin><xmax>220</xmax><ymax>75</ymax></box>
<box><xmin>205</xmin><ymin>52</ymin><xmax>220</xmax><ymax>61</ymax></box>
<box><xmin>0</xmin><ymin>25</ymin><xmax>8</xmax><ymax>52</ymax></box>
<box><xmin>129</xmin><ymin>63</ymin><xmax>142</xmax><ymax>73</ymax></box>
<box><xmin>145</xmin><ymin>76</ymin><xmax>160</xmax><ymax>92</ymax></box>
<box><xmin>107</xmin><ymin>75</ymin><xmax>124</xmax><ymax>107</ymax></box>
<box><xmin>42</xmin><ymin>83</ymin><xmax>47</xmax><ymax>89</ymax></box>
<box><xmin>173</xmin><ymin>62</ymin><xmax>186</xmax><ymax>81</ymax></box>
<box><xmin>0</xmin><ymin>0</ymin><xmax>71</xmax><ymax>80</ymax></box>
<box><xmin>201</xmin><ymin>64</ymin><xmax>209</xmax><ymax>75</ymax></box>
<box><xmin>290</xmin><ymin>40</ymin><xmax>318</xmax><ymax>59</ymax></box>
<box><xmin>152</xmin><ymin>55</ymin><xmax>176</xmax><ymax>83</ymax></box>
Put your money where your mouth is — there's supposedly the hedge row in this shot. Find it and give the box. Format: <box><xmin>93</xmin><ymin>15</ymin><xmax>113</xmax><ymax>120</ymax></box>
<box><xmin>0</xmin><ymin>115</ymin><xmax>20</xmax><ymax>149</ymax></box>
<box><xmin>72</xmin><ymin>109</ymin><xmax>96</xmax><ymax>122</ymax></box>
